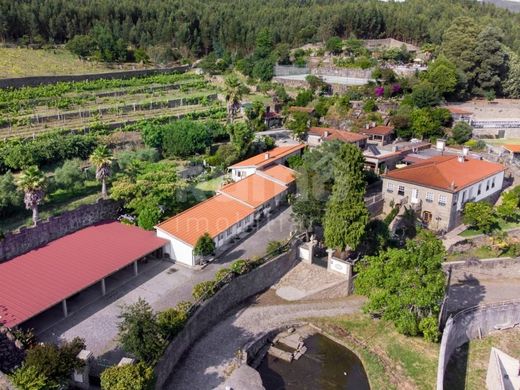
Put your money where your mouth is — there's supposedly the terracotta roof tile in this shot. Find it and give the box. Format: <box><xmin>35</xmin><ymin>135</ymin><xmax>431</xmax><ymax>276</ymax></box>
<box><xmin>219</xmin><ymin>173</ymin><xmax>287</xmax><ymax>208</ymax></box>
<box><xmin>361</xmin><ymin>125</ymin><xmax>395</xmax><ymax>136</ymax></box>
<box><xmin>229</xmin><ymin>144</ymin><xmax>305</xmax><ymax>168</ymax></box>
<box><xmin>384</xmin><ymin>155</ymin><xmax>505</xmax><ymax>191</ymax></box>
<box><xmin>260</xmin><ymin>165</ymin><xmax>296</xmax><ymax>185</ymax></box>
<box><xmin>156</xmin><ymin>194</ymin><xmax>254</xmax><ymax>246</ymax></box>
<box><xmin>309</xmin><ymin>127</ymin><xmax>367</xmax><ymax>143</ymax></box>
<box><xmin>504</xmin><ymin>144</ymin><xmax>520</xmax><ymax>153</ymax></box>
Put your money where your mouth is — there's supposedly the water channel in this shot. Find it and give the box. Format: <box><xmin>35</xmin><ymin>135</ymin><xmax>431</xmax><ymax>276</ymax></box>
<box><xmin>257</xmin><ymin>333</ymin><xmax>370</xmax><ymax>389</ymax></box>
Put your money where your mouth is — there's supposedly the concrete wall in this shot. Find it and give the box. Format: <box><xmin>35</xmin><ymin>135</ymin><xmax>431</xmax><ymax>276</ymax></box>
<box><xmin>0</xmin><ymin>199</ymin><xmax>120</xmax><ymax>262</ymax></box>
<box><xmin>0</xmin><ymin>372</ymin><xmax>15</xmax><ymax>390</ymax></box>
<box><xmin>436</xmin><ymin>299</ymin><xmax>520</xmax><ymax>390</ymax></box>
<box><xmin>311</xmin><ymin>66</ymin><xmax>372</xmax><ymax>79</ymax></box>
<box><xmin>154</xmin><ymin>242</ymin><xmax>301</xmax><ymax>389</ymax></box>
<box><xmin>0</xmin><ymin>66</ymin><xmax>189</xmax><ymax>89</ymax></box>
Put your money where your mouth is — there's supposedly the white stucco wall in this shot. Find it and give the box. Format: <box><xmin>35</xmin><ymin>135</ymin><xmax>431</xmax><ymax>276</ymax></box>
<box><xmin>455</xmin><ymin>171</ymin><xmax>504</xmax><ymax>211</ymax></box>
<box><xmin>156</xmin><ymin>229</ymin><xmax>195</xmax><ymax>267</ymax></box>
<box><xmin>230</xmin><ymin>167</ymin><xmax>257</xmax><ymax>181</ymax></box>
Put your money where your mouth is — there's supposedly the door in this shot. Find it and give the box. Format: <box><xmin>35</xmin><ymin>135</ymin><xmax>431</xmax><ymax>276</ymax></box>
<box><xmin>411</xmin><ymin>188</ymin><xmax>419</xmax><ymax>203</ymax></box>
<box><xmin>423</xmin><ymin>211</ymin><xmax>432</xmax><ymax>224</ymax></box>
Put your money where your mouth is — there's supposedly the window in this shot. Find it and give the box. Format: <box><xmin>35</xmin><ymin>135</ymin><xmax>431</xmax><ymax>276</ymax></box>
<box><xmin>398</xmin><ymin>185</ymin><xmax>405</xmax><ymax>196</ymax></box>
<box><xmin>492</xmin><ymin>177</ymin><xmax>496</xmax><ymax>188</ymax></box>
<box><xmin>486</xmin><ymin>180</ymin><xmax>490</xmax><ymax>191</ymax></box>
<box><xmin>426</xmin><ymin>192</ymin><xmax>434</xmax><ymax>203</ymax></box>
<box><xmin>387</xmin><ymin>182</ymin><xmax>394</xmax><ymax>193</ymax></box>
<box><xmin>439</xmin><ymin>195</ymin><xmax>447</xmax><ymax>206</ymax></box>
<box><xmin>477</xmin><ymin>184</ymin><xmax>482</xmax><ymax>196</ymax></box>
<box><xmin>461</xmin><ymin>190</ymin><xmax>466</xmax><ymax>203</ymax></box>
<box><xmin>218</xmin><ymin>234</ymin><xmax>224</xmax><ymax>241</ymax></box>
<box><xmin>226</xmin><ymin>228</ymin><xmax>232</xmax><ymax>237</ymax></box>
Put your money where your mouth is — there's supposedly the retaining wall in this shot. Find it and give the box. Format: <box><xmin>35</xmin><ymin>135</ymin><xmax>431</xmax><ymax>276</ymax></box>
<box><xmin>0</xmin><ymin>199</ymin><xmax>120</xmax><ymax>262</ymax></box>
<box><xmin>436</xmin><ymin>299</ymin><xmax>520</xmax><ymax>390</ymax></box>
<box><xmin>154</xmin><ymin>242</ymin><xmax>301</xmax><ymax>389</ymax></box>
<box><xmin>0</xmin><ymin>66</ymin><xmax>190</xmax><ymax>89</ymax></box>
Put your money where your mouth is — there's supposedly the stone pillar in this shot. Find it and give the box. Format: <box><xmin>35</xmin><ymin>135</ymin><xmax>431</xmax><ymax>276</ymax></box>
<box><xmin>326</xmin><ymin>248</ymin><xmax>334</xmax><ymax>272</ymax></box>
<box><xmin>72</xmin><ymin>350</ymin><xmax>93</xmax><ymax>389</ymax></box>
<box><xmin>62</xmin><ymin>299</ymin><xmax>68</xmax><ymax>318</ymax></box>
<box><xmin>133</xmin><ymin>261</ymin><xmax>138</xmax><ymax>276</ymax></box>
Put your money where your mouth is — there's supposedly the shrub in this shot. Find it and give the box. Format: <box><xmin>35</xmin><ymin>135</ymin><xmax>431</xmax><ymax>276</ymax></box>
<box><xmin>192</xmin><ymin>280</ymin><xmax>217</xmax><ymax>301</ymax></box>
<box><xmin>266</xmin><ymin>240</ymin><xmax>284</xmax><ymax>255</ymax></box>
<box><xmin>100</xmin><ymin>362</ymin><xmax>155</xmax><ymax>390</ymax></box>
<box><xmin>53</xmin><ymin>159</ymin><xmax>85</xmax><ymax>192</ymax></box>
<box><xmin>230</xmin><ymin>259</ymin><xmax>250</xmax><ymax>275</ymax></box>
<box><xmin>214</xmin><ymin>268</ymin><xmax>231</xmax><ymax>282</ymax></box>
<box><xmin>24</xmin><ymin>337</ymin><xmax>86</xmax><ymax>388</ymax></box>
<box><xmin>419</xmin><ymin>316</ymin><xmax>440</xmax><ymax>342</ymax></box>
<box><xmin>117</xmin><ymin>298</ymin><xmax>165</xmax><ymax>364</ymax></box>
<box><xmin>193</xmin><ymin>233</ymin><xmax>216</xmax><ymax>257</ymax></box>
<box><xmin>463</xmin><ymin>201</ymin><xmax>498</xmax><ymax>233</ymax></box>
<box><xmin>157</xmin><ymin>301</ymin><xmax>191</xmax><ymax>339</ymax></box>
<box><xmin>9</xmin><ymin>365</ymin><xmax>48</xmax><ymax>390</ymax></box>
<box><xmin>137</xmin><ymin>206</ymin><xmax>161</xmax><ymax>230</ymax></box>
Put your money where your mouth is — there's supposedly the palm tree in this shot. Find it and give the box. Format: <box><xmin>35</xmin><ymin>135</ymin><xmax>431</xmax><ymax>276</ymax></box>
<box><xmin>224</xmin><ymin>75</ymin><xmax>245</xmax><ymax>123</ymax></box>
<box><xmin>17</xmin><ymin>166</ymin><xmax>46</xmax><ymax>225</ymax></box>
<box><xmin>89</xmin><ymin>145</ymin><xmax>114</xmax><ymax>199</ymax></box>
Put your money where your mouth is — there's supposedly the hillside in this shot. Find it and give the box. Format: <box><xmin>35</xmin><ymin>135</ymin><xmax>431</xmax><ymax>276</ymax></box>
<box><xmin>0</xmin><ymin>47</ymin><xmax>115</xmax><ymax>78</ymax></box>
<box><xmin>481</xmin><ymin>0</ymin><xmax>520</xmax><ymax>12</ymax></box>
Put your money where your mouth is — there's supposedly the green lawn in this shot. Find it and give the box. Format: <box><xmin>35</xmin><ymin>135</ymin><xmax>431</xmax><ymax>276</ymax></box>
<box><xmin>313</xmin><ymin>314</ymin><xmax>439</xmax><ymax>390</ymax></box>
<box><xmin>445</xmin><ymin>245</ymin><xmax>513</xmax><ymax>262</ymax></box>
<box><xmin>194</xmin><ymin>176</ymin><xmax>224</xmax><ymax>192</ymax></box>
<box><xmin>460</xmin><ymin>221</ymin><xmax>520</xmax><ymax>237</ymax></box>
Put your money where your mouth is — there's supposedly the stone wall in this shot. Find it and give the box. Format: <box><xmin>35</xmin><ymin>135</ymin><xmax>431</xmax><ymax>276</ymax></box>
<box><xmin>0</xmin><ymin>66</ymin><xmax>189</xmax><ymax>89</ymax></box>
<box><xmin>154</xmin><ymin>242</ymin><xmax>301</xmax><ymax>390</ymax></box>
<box><xmin>0</xmin><ymin>372</ymin><xmax>15</xmax><ymax>390</ymax></box>
<box><xmin>0</xmin><ymin>199</ymin><xmax>120</xmax><ymax>262</ymax></box>
<box><xmin>311</xmin><ymin>66</ymin><xmax>372</xmax><ymax>79</ymax></box>
<box><xmin>436</xmin><ymin>299</ymin><xmax>520</xmax><ymax>390</ymax></box>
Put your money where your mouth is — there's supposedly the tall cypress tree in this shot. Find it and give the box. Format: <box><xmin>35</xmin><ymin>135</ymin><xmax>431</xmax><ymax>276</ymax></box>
<box><xmin>324</xmin><ymin>143</ymin><xmax>369</xmax><ymax>253</ymax></box>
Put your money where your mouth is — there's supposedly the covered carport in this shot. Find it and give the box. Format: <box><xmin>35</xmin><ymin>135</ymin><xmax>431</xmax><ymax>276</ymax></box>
<box><xmin>0</xmin><ymin>221</ymin><xmax>166</xmax><ymax>329</ymax></box>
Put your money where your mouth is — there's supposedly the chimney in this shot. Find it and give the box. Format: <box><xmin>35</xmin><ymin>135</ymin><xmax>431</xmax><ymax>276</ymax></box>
<box><xmin>324</xmin><ymin>131</ymin><xmax>329</xmax><ymax>138</ymax></box>
<box><xmin>436</xmin><ymin>138</ymin><xmax>446</xmax><ymax>152</ymax></box>
<box><xmin>457</xmin><ymin>155</ymin><xmax>465</xmax><ymax>163</ymax></box>
<box><xmin>365</xmin><ymin>123</ymin><xmax>370</xmax><ymax>130</ymax></box>
<box><xmin>264</xmin><ymin>152</ymin><xmax>270</xmax><ymax>160</ymax></box>
<box><xmin>462</xmin><ymin>146</ymin><xmax>469</xmax><ymax>156</ymax></box>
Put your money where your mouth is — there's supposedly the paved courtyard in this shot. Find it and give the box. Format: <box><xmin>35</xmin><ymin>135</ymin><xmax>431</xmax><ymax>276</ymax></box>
<box><xmin>34</xmin><ymin>207</ymin><xmax>295</xmax><ymax>362</ymax></box>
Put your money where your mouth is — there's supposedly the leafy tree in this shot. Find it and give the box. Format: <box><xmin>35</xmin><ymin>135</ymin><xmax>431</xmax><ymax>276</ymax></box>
<box><xmin>463</xmin><ymin>201</ymin><xmax>498</xmax><ymax>233</ymax></box>
<box><xmin>100</xmin><ymin>362</ymin><xmax>155</xmax><ymax>390</ymax></box>
<box><xmin>505</xmin><ymin>49</ymin><xmax>520</xmax><ymax>98</ymax></box>
<box><xmin>0</xmin><ymin>171</ymin><xmax>22</xmax><ymax>217</ymax></box>
<box><xmin>192</xmin><ymin>280</ymin><xmax>217</xmax><ymax>300</ymax></box>
<box><xmin>16</xmin><ymin>166</ymin><xmax>46</xmax><ymax>225</ymax></box>
<box><xmin>266</xmin><ymin>240</ymin><xmax>285</xmax><ymax>255</ymax></box>
<box><xmin>410</xmin><ymin>108</ymin><xmax>445</xmax><ymax>139</ymax></box>
<box><xmin>252</xmin><ymin>58</ymin><xmax>275</xmax><ymax>81</ymax></box>
<box><xmin>227</xmin><ymin>122</ymin><xmax>255</xmax><ymax>158</ymax></box>
<box><xmin>253</xmin><ymin>29</ymin><xmax>274</xmax><ymax>60</ymax></box>
<box><xmin>111</xmin><ymin>161</ymin><xmax>186</xmax><ymax>220</ymax></box>
<box><xmin>137</xmin><ymin>205</ymin><xmax>161</xmax><ymax>230</ymax></box>
<box><xmin>424</xmin><ymin>55</ymin><xmax>459</xmax><ymax>96</ymax></box>
<box><xmin>305</xmin><ymin>75</ymin><xmax>326</xmax><ymax>93</ymax></box>
<box><xmin>291</xmin><ymin>196</ymin><xmax>323</xmax><ymax>240</ymax></box>
<box><xmin>275</xmin><ymin>43</ymin><xmax>291</xmax><ymax>65</ymax></box>
<box><xmin>325</xmin><ymin>36</ymin><xmax>343</xmax><ymax>54</ymax></box>
<box><xmin>117</xmin><ymin>298</ymin><xmax>164</xmax><ymax>363</ymax></box>
<box><xmin>162</xmin><ymin>120</ymin><xmax>212</xmax><ymax>158</ymax></box>
<box><xmin>451</xmin><ymin>121</ymin><xmax>473</xmax><ymax>144</ymax></box>
<box><xmin>193</xmin><ymin>233</ymin><xmax>216</xmax><ymax>257</ymax></box>
<box><xmin>9</xmin><ymin>365</ymin><xmax>48</xmax><ymax>390</ymax></box>
<box><xmin>286</xmin><ymin>111</ymin><xmax>310</xmax><ymax>140</ymax></box>
<box><xmin>497</xmin><ymin>186</ymin><xmax>520</xmax><ymax>222</ymax></box>
<box><xmin>224</xmin><ymin>75</ymin><xmax>246</xmax><ymax>123</ymax></box>
<box><xmin>90</xmin><ymin>145</ymin><xmax>114</xmax><ymax>199</ymax></box>
<box><xmin>355</xmin><ymin>230</ymin><xmax>446</xmax><ymax>341</ymax></box>
<box><xmin>294</xmin><ymin>89</ymin><xmax>314</xmax><ymax>107</ymax></box>
<box><xmin>24</xmin><ymin>338</ymin><xmax>86</xmax><ymax>388</ymax></box>
<box><xmin>410</xmin><ymin>81</ymin><xmax>440</xmax><ymax>108</ymax></box>
<box><xmin>245</xmin><ymin>100</ymin><xmax>267</xmax><ymax>132</ymax></box>
<box><xmin>66</xmin><ymin>34</ymin><xmax>96</xmax><ymax>58</ymax></box>
<box><xmin>53</xmin><ymin>159</ymin><xmax>85</xmax><ymax>192</ymax></box>
<box><xmin>372</xmin><ymin>67</ymin><xmax>397</xmax><ymax>84</ymax></box>
<box><xmin>323</xmin><ymin>144</ymin><xmax>369</xmax><ymax>253</ymax></box>
<box><xmin>363</xmin><ymin>98</ymin><xmax>378</xmax><ymax>113</ymax></box>
<box><xmin>91</xmin><ymin>25</ymin><xmax>128</xmax><ymax>62</ymax></box>
<box><xmin>473</xmin><ymin>26</ymin><xmax>508</xmax><ymax>96</ymax></box>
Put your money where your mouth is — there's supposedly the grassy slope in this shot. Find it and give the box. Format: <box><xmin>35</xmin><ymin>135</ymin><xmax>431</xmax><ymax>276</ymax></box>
<box><xmin>0</xmin><ymin>48</ymin><xmax>112</xmax><ymax>78</ymax></box>
<box><xmin>313</xmin><ymin>314</ymin><xmax>439</xmax><ymax>390</ymax></box>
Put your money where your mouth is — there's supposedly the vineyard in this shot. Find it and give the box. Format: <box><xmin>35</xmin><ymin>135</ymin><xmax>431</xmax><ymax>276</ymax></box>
<box><xmin>0</xmin><ymin>71</ymin><xmax>224</xmax><ymax>139</ymax></box>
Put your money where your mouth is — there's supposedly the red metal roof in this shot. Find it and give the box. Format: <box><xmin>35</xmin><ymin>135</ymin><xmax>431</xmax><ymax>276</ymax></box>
<box><xmin>0</xmin><ymin>221</ymin><xmax>166</xmax><ymax>328</ymax></box>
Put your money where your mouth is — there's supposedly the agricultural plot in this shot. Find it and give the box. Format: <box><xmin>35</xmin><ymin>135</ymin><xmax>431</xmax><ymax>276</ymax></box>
<box><xmin>0</xmin><ymin>72</ymin><xmax>223</xmax><ymax>139</ymax></box>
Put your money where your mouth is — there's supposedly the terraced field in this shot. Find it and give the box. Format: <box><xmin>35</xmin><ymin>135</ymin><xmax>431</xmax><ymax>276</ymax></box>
<box><xmin>0</xmin><ymin>72</ymin><xmax>224</xmax><ymax>139</ymax></box>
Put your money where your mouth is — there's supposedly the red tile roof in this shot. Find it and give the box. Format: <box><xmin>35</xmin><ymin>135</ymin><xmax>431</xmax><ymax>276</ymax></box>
<box><xmin>361</xmin><ymin>125</ymin><xmax>395</xmax><ymax>136</ymax></box>
<box><xmin>384</xmin><ymin>155</ymin><xmax>505</xmax><ymax>191</ymax></box>
<box><xmin>309</xmin><ymin>127</ymin><xmax>367</xmax><ymax>143</ymax></box>
<box><xmin>0</xmin><ymin>222</ymin><xmax>166</xmax><ymax>328</ymax></box>
<box><xmin>219</xmin><ymin>173</ymin><xmax>288</xmax><ymax>208</ymax></box>
<box><xmin>156</xmin><ymin>194</ymin><xmax>254</xmax><ymax>246</ymax></box>
<box><xmin>504</xmin><ymin>144</ymin><xmax>520</xmax><ymax>153</ymax></box>
<box><xmin>229</xmin><ymin>144</ymin><xmax>305</xmax><ymax>169</ymax></box>
<box><xmin>445</xmin><ymin>106</ymin><xmax>473</xmax><ymax>115</ymax></box>
<box><xmin>260</xmin><ymin>165</ymin><xmax>296</xmax><ymax>185</ymax></box>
